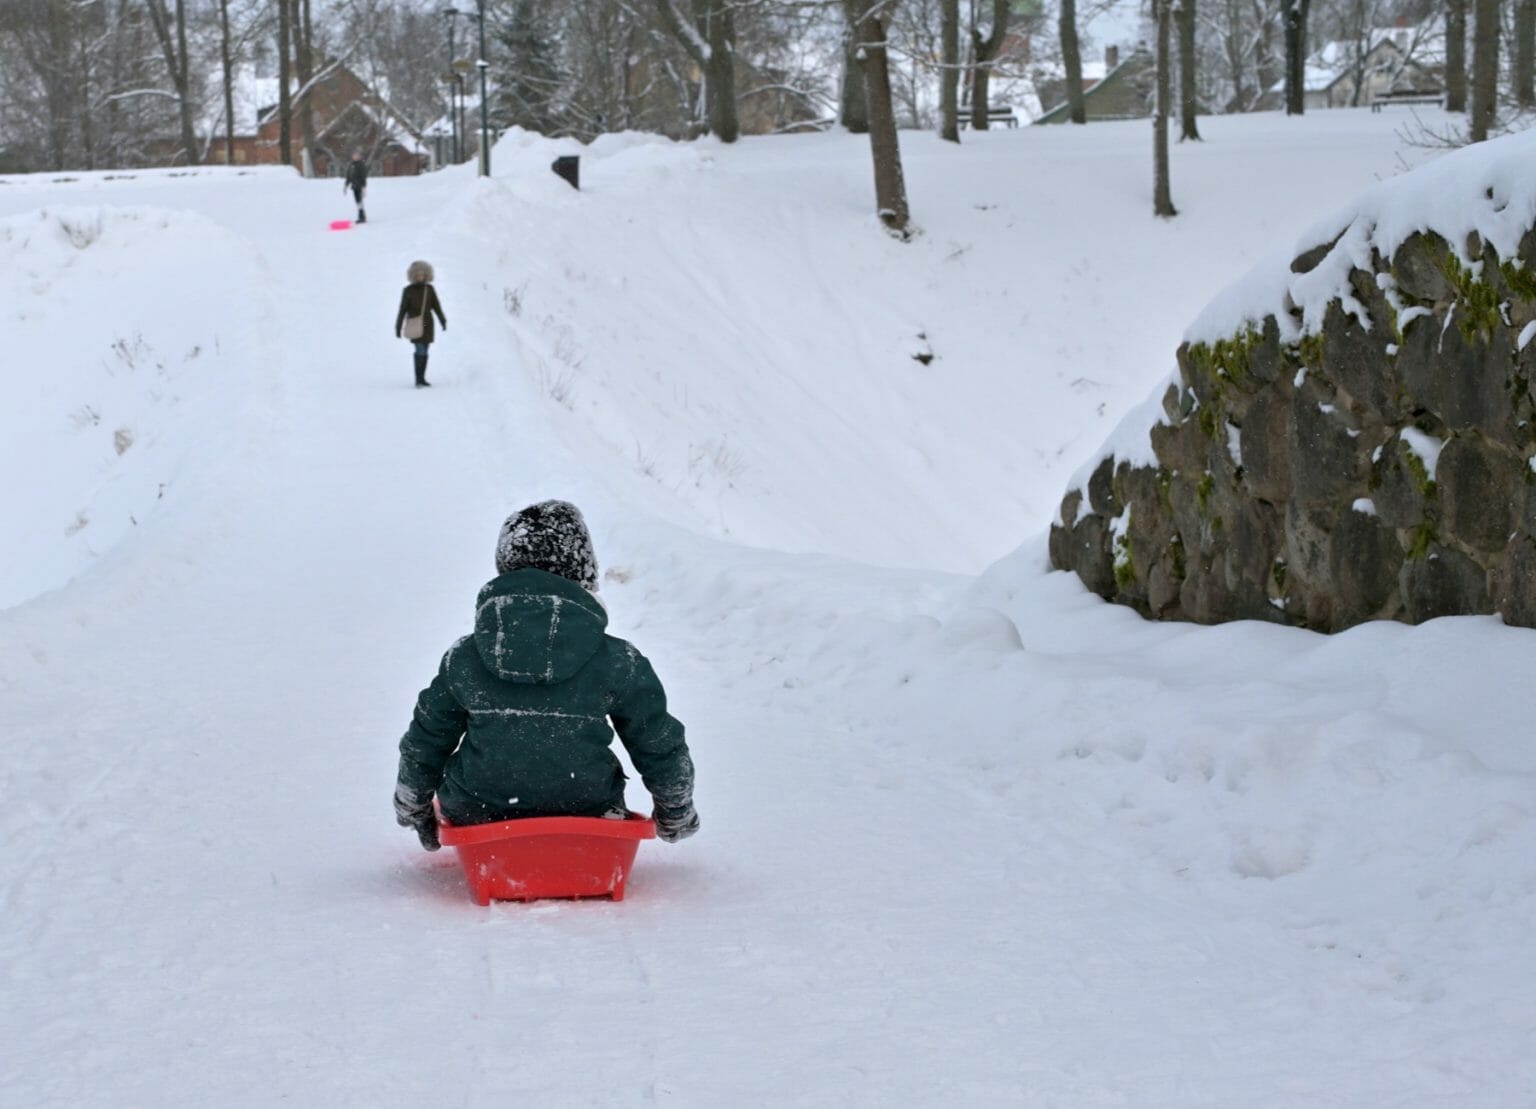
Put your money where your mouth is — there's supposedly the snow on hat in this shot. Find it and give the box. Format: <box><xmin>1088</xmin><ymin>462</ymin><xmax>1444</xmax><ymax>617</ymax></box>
<box><xmin>495</xmin><ymin>500</ymin><xmax>599</xmax><ymax>593</ymax></box>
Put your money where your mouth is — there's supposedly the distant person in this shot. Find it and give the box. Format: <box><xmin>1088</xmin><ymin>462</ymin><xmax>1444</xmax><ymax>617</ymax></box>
<box><xmin>395</xmin><ymin>260</ymin><xmax>447</xmax><ymax>388</ymax></box>
<box><xmin>392</xmin><ymin>500</ymin><xmax>699</xmax><ymax>850</ymax></box>
<box><xmin>343</xmin><ymin>150</ymin><xmax>368</xmax><ymax>223</ymax></box>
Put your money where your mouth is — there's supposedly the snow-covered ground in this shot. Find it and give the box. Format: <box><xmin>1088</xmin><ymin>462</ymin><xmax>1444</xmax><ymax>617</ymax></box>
<box><xmin>3</xmin><ymin>110</ymin><xmax>1534</xmax><ymax>1106</ymax></box>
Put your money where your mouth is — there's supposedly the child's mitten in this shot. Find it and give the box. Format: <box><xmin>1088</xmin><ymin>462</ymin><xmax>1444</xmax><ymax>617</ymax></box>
<box><xmin>654</xmin><ymin>801</ymin><xmax>699</xmax><ymax>843</ymax></box>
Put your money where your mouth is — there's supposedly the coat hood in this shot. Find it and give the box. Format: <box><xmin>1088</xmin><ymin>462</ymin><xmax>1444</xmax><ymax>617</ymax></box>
<box><xmin>472</xmin><ymin>569</ymin><xmax>608</xmax><ymax>684</ymax></box>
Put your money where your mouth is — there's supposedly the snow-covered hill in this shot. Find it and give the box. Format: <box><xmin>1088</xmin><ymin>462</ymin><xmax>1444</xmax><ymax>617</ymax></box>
<box><xmin>3</xmin><ymin>112</ymin><xmax>1533</xmax><ymax>1106</ymax></box>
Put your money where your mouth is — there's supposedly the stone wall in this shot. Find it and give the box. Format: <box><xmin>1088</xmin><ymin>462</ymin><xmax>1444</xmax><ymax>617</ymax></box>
<box><xmin>1049</xmin><ymin>176</ymin><xmax>1536</xmax><ymax>632</ymax></box>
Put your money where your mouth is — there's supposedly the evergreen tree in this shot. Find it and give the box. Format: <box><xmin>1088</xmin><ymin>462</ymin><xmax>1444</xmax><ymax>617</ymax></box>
<box><xmin>493</xmin><ymin>0</ymin><xmax>561</xmax><ymax>134</ymax></box>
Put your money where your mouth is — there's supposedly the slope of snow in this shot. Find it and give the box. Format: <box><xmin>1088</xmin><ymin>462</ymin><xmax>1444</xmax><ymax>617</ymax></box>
<box><xmin>2</xmin><ymin>110</ymin><xmax>1534</xmax><ymax>1106</ymax></box>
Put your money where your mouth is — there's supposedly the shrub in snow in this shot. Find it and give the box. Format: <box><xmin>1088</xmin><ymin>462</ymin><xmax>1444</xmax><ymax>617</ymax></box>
<box><xmin>1051</xmin><ymin>128</ymin><xmax>1536</xmax><ymax>633</ymax></box>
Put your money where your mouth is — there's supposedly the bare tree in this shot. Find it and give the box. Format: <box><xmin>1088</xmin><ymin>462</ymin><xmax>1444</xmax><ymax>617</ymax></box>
<box><xmin>142</xmin><ymin>0</ymin><xmax>199</xmax><ymax>164</ymax></box>
<box><xmin>1282</xmin><ymin>0</ymin><xmax>1310</xmax><ymax>113</ymax></box>
<box><xmin>840</xmin><ymin>20</ymin><xmax>869</xmax><ymax>131</ymax></box>
<box><xmin>1206</xmin><ymin>0</ymin><xmax>1258</xmax><ymax>110</ymax></box>
<box><xmin>1060</xmin><ymin>0</ymin><xmax>1086</xmax><ymax>123</ymax></box>
<box><xmin>337</xmin><ymin>0</ymin><xmax>451</xmax><ymax>140</ymax></box>
<box><xmin>1328</xmin><ymin>0</ymin><xmax>1392</xmax><ymax>107</ymax></box>
<box><xmin>295</xmin><ymin>0</ymin><xmax>318</xmax><ymax>173</ymax></box>
<box><xmin>939</xmin><ymin>0</ymin><xmax>959</xmax><ymax>140</ymax></box>
<box><xmin>967</xmin><ymin>0</ymin><xmax>1009</xmax><ymax>129</ymax></box>
<box><xmin>843</xmin><ymin>0</ymin><xmax>910</xmax><ymax>236</ymax></box>
<box><xmin>654</xmin><ymin>0</ymin><xmax>740</xmax><ymax>141</ymax></box>
<box><xmin>1178</xmin><ymin>0</ymin><xmax>1200</xmax><ymax>137</ymax></box>
<box><xmin>277</xmin><ymin>0</ymin><xmax>293</xmax><ymax>164</ymax></box>
<box><xmin>1199</xmin><ymin>0</ymin><xmax>1284</xmax><ymax>111</ymax></box>
<box><xmin>1153</xmin><ymin>0</ymin><xmax>1176</xmax><ymax>216</ymax></box>
<box><xmin>217</xmin><ymin>0</ymin><xmax>236</xmax><ymax>164</ymax></box>
<box><xmin>1445</xmin><ymin>0</ymin><xmax>1467</xmax><ymax>111</ymax></box>
<box><xmin>0</xmin><ymin>0</ymin><xmax>84</xmax><ymax>169</ymax></box>
<box><xmin>1468</xmin><ymin>0</ymin><xmax>1498</xmax><ymax>139</ymax></box>
<box><xmin>1251</xmin><ymin>0</ymin><xmax>1283</xmax><ymax>102</ymax></box>
<box><xmin>1515</xmin><ymin>0</ymin><xmax>1535</xmax><ymax>107</ymax></box>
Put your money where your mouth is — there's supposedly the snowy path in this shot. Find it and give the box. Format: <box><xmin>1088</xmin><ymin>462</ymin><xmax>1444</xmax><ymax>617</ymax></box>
<box><xmin>1</xmin><ymin>166</ymin><xmax>1056</xmax><ymax>1104</ymax></box>
<box><xmin>5</xmin><ymin>118</ymin><xmax>1536</xmax><ymax>1106</ymax></box>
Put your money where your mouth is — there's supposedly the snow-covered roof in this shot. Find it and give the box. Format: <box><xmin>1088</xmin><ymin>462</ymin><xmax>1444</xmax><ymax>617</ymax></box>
<box><xmin>199</xmin><ymin>63</ymin><xmax>428</xmax><ymax>153</ymax></box>
<box><xmin>1303</xmin><ymin>17</ymin><xmax>1447</xmax><ymax>92</ymax></box>
<box><xmin>198</xmin><ymin>67</ymin><xmax>280</xmax><ymax>136</ymax></box>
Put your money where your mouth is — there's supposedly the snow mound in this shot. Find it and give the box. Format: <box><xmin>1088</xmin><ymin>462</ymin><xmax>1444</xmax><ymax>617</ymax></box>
<box><xmin>1</xmin><ymin>205</ymin><xmax>268</xmax><ymax>609</ymax></box>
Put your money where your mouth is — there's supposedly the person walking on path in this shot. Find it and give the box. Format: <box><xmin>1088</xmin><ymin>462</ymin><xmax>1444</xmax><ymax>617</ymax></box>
<box><xmin>395</xmin><ymin>260</ymin><xmax>447</xmax><ymax>388</ymax></box>
<box><xmin>344</xmin><ymin>150</ymin><xmax>368</xmax><ymax>223</ymax></box>
<box><xmin>392</xmin><ymin>500</ymin><xmax>700</xmax><ymax>849</ymax></box>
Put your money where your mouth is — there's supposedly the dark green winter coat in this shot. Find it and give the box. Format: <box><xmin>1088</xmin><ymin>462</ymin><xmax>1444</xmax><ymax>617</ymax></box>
<box><xmin>396</xmin><ymin>568</ymin><xmax>694</xmax><ymax>825</ymax></box>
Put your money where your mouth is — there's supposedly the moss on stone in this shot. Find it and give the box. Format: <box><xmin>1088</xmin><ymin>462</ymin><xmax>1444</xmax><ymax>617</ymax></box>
<box><xmin>1442</xmin><ymin>252</ymin><xmax>1505</xmax><ymax>340</ymax></box>
<box><xmin>1404</xmin><ymin>448</ymin><xmax>1436</xmax><ymax>497</ymax></box>
<box><xmin>1297</xmin><ymin>332</ymin><xmax>1326</xmax><ymax>370</ymax></box>
<box><xmin>1404</xmin><ymin>521</ymin><xmax>1437</xmax><ymax>561</ymax></box>
<box><xmin>1500</xmin><ymin>259</ymin><xmax>1536</xmax><ymax>302</ymax></box>
<box><xmin>1113</xmin><ymin>529</ymin><xmax>1137</xmax><ymax>589</ymax></box>
<box><xmin>1196</xmin><ymin>471</ymin><xmax>1215</xmax><ymax>512</ymax></box>
<box><xmin>1197</xmin><ymin>402</ymin><xmax>1222</xmax><ymax>441</ymax></box>
<box><xmin>1186</xmin><ymin>325</ymin><xmax>1264</xmax><ymax>389</ymax></box>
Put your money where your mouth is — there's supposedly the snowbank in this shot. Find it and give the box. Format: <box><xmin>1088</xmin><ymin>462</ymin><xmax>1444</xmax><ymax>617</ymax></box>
<box><xmin>1</xmin><ymin>205</ymin><xmax>268</xmax><ymax>608</ymax></box>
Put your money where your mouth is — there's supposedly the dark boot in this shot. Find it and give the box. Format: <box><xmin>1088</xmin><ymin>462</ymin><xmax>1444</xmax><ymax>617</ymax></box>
<box><xmin>357</xmin><ymin>208</ymin><xmax>366</xmax><ymax>223</ymax></box>
<box><xmin>414</xmin><ymin>353</ymin><xmax>430</xmax><ymax>388</ymax></box>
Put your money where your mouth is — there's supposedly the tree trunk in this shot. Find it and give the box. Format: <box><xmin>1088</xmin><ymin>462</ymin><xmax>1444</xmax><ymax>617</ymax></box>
<box><xmin>277</xmin><ymin>0</ymin><xmax>293</xmax><ymax>164</ymax></box>
<box><xmin>1253</xmin><ymin>14</ymin><xmax>1280</xmax><ymax>106</ymax></box>
<box><xmin>1515</xmin><ymin>0</ymin><xmax>1535</xmax><ymax>108</ymax></box>
<box><xmin>1468</xmin><ymin>0</ymin><xmax>1499</xmax><ymax>141</ymax></box>
<box><xmin>1445</xmin><ymin>0</ymin><xmax>1468</xmax><ymax>113</ymax></box>
<box><xmin>968</xmin><ymin>0</ymin><xmax>1009</xmax><ymax>130</ymax></box>
<box><xmin>173</xmin><ymin>0</ymin><xmax>195</xmax><ymax>164</ymax></box>
<box><xmin>655</xmin><ymin>0</ymin><xmax>739</xmax><ymax>142</ymax></box>
<box><xmin>296</xmin><ymin>0</ymin><xmax>317</xmax><ymax>175</ymax></box>
<box><xmin>76</xmin><ymin>15</ymin><xmax>97</xmax><ymax>169</ymax></box>
<box><xmin>1348</xmin><ymin>35</ymin><xmax>1368</xmax><ymax>107</ymax></box>
<box><xmin>841</xmin><ymin>28</ymin><xmax>869</xmax><ymax>133</ymax></box>
<box><xmin>219</xmin><ymin>0</ymin><xmax>235</xmax><ymax>164</ymax></box>
<box><xmin>143</xmin><ymin>0</ymin><xmax>199</xmax><ymax>165</ymax></box>
<box><xmin>844</xmin><ymin>2</ymin><xmax>909</xmax><ymax>236</ymax></box>
<box><xmin>1153</xmin><ymin>0</ymin><xmax>1176</xmax><ymax>217</ymax></box>
<box><xmin>1060</xmin><ymin>0</ymin><xmax>1085</xmax><ymax>123</ymax></box>
<box><xmin>1283</xmin><ymin>0</ymin><xmax>1310</xmax><ymax>114</ymax></box>
<box><xmin>704</xmin><ymin>0</ymin><xmax>738</xmax><ymax>142</ymax></box>
<box><xmin>1223</xmin><ymin>0</ymin><xmax>1249</xmax><ymax>112</ymax></box>
<box><xmin>39</xmin><ymin>1</ymin><xmax>72</xmax><ymax>170</ymax></box>
<box><xmin>1177</xmin><ymin>0</ymin><xmax>1199</xmax><ymax>139</ymax></box>
<box><xmin>940</xmin><ymin>0</ymin><xmax>959</xmax><ymax>142</ymax></box>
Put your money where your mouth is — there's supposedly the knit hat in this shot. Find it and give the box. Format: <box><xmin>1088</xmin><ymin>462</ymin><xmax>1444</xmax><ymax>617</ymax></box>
<box><xmin>494</xmin><ymin>500</ymin><xmax>599</xmax><ymax>593</ymax></box>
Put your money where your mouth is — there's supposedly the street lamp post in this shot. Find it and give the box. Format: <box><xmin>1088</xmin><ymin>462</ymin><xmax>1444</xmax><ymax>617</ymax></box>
<box><xmin>443</xmin><ymin>4</ymin><xmax>489</xmax><ymax>174</ymax></box>
<box><xmin>442</xmin><ymin>7</ymin><xmax>460</xmax><ymax>163</ymax></box>
<box><xmin>454</xmin><ymin>66</ymin><xmax>469</xmax><ymax>162</ymax></box>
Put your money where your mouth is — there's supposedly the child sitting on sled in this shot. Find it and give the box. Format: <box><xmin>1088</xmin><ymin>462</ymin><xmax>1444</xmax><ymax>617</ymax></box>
<box><xmin>392</xmin><ymin>500</ymin><xmax>699</xmax><ymax>850</ymax></box>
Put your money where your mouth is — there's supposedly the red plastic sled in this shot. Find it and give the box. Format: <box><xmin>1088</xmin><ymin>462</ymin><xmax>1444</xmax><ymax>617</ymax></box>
<box><xmin>328</xmin><ymin>219</ymin><xmax>353</xmax><ymax>231</ymax></box>
<box><xmin>435</xmin><ymin>808</ymin><xmax>656</xmax><ymax>905</ymax></box>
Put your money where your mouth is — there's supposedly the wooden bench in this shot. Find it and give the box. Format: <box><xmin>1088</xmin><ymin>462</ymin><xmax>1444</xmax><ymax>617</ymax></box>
<box><xmin>958</xmin><ymin>106</ymin><xmax>1019</xmax><ymax>129</ymax></box>
<box><xmin>1370</xmin><ymin>92</ymin><xmax>1444</xmax><ymax>112</ymax></box>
